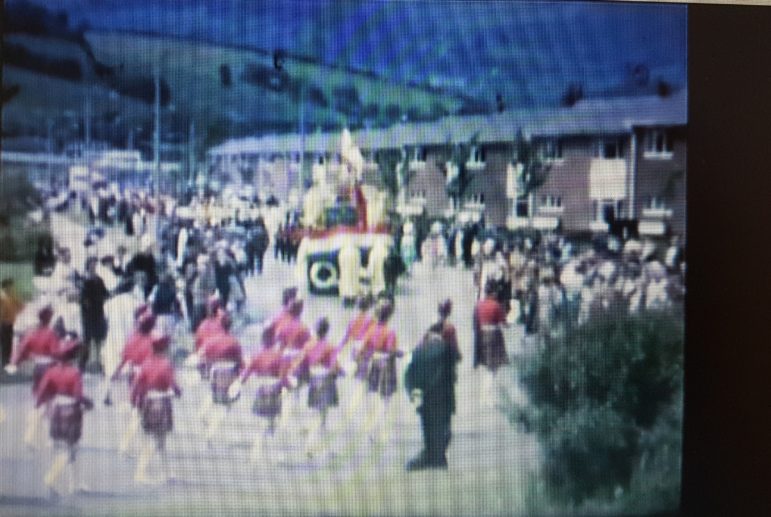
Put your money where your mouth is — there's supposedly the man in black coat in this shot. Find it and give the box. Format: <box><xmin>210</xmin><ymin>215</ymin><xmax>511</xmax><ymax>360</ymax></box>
<box><xmin>404</xmin><ymin>324</ymin><xmax>460</xmax><ymax>470</ymax></box>
<box><xmin>80</xmin><ymin>257</ymin><xmax>110</xmax><ymax>372</ymax></box>
<box><xmin>383</xmin><ymin>246</ymin><xmax>405</xmax><ymax>298</ymax></box>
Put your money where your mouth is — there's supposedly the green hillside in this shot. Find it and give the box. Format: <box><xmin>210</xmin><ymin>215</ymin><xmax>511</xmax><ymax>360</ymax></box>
<box><xmin>2</xmin><ymin>30</ymin><xmax>466</xmax><ymax>151</ymax></box>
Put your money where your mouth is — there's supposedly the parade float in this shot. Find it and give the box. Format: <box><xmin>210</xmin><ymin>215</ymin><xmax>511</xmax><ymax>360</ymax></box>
<box><xmin>297</xmin><ymin>129</ymin><xmax>392</xmax><ymax>296</ymax></box>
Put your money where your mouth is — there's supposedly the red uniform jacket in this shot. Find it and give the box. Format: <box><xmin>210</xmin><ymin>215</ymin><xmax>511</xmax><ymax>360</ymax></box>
<box><xmin>363</xmin><ymin>323</ymin><xmax>397</xmax><ymax>354</ymax></box>
<box><xmin>200</xmin><ymin>332</ymin><xmax>243</xmax><ymax>368</ymax></box>
<box><xmin>242</xmin><ymin>347</ymin><xmax>283</xmax><ymax>381</ymax></box>
<box><xmin>13</xmin><ymin>325</ymin><xmax>59</xmax><ymax>364</ymax></box>
<box><xmin>130</xmin><ymin>355</ymin><xmax>180</xmax><ymax>408</ymax></box>
<box><xmin>474</xmin><ymin>297</ymin><xmax>506</xmax><ymax>326</ymax></box>
<box><xmin>195</xmin><ymin>316</ymin><xmax>224</xmax><ymax>352</ymax></box>
<box><xmin>122</xmin><ymin>331</ymin><xmax>154</xmax><ymax>366</ymax></box>
<box><xmin>35</xmin><ymin>364</ymin><xmax>83</xmax><ymax>408</ymax></box>
<box><xmin>342</xmin><ymin>313</ymin><xmax>374</xmax><ymax>345</ymax></box>
<box><xmin>275</xmin><ymin>318</ymin><xmax>310</xmax><ymax>350</ymax></box>
<box><xmin>305</xmin><ymin>338</ymin><xmax>338</xmax><ymax>369</ymax></box>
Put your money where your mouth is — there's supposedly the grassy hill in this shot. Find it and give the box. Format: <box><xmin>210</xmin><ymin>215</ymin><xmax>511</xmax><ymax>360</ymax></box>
<box><xmin>2</xmin><ymin>29</ymin><xmax>467</xmax><ymax>152</ymax></box>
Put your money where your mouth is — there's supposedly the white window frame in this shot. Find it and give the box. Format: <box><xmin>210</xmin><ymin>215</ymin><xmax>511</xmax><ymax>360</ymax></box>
<box><xmin>540</xmin><ymin>139</ymin><xmax>563</xmax><ymax>162</ymax></box>
<box><xmin>643</xmin><ymin>129</ymin><xmax>674</xmax><ymax>159</ymax></box>
<box><xmin>408</xmin><ymin>146</ymin><xmax>427</xmax><ymax>171</ymax></box>
<box><xmin>539</xmin><ymin>194</ymin><xmax>563</xmax><ymax>215</ymax></box>
<box><xmin>596</xmin><ymin>138</ymin><xmax>625</xmax><ymax>159</ymax></box>
<box><xmin>467</xmin><ymin>145</ymin><xmax>486</xmax><ymax>169</ymax></box>
<box><xmin>641</xmin><ymin>195</ymin><xmax>673</xmax><ymax>218</ymax></box>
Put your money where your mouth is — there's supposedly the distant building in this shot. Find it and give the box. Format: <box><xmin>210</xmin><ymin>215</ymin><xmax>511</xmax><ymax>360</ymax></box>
<box><xmin>207</xmin><ymin>90</ymin><xmax>686</xmax><ymax>239</ymax></box>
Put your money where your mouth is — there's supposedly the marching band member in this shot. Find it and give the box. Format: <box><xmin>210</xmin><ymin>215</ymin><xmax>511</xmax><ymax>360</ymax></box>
<box><xmin>36</xmin><ymin>336</ymin><xmax>94</xmax><ymax>496</ymax></box>
<box><xmin>274</xmin><ymin>299</ymin><xmax>311</xmax><ymax>433</ymax></box>
<box><xmin>233</xmin><ymin>328</ymin><xmax>288</xmax><ymax>463</ymax></box>
<box><xmin>340</xmin><ymin>295</ymin><xmax>375</xmax><ymax>371</ymax></box>
<box><xmin>111</xmin><ymin>310</ymin><xmax>157</xmax><ymax>455</ymax></box>
<box><xmin>360</xmin><ymin>300</ymin><xmax>402</xmax><ymax>443</ymax></box>
<box><xmin>473</xmin><ymin>280</ymin><xmax>510</xmax><ymax>408</ymax></box>
<box><xmin>294</xmin><ymin>318</ymin><xmax>343</xmax><ymax>458</ymax></box>
<box><xmin>261</xmin><ymin>287</ymin><xmax>298</xmax><ymax>348</ymax></box>
<box><xmin>7</xmin><ymin>305</ymin><xmax>61</xmax><ymax>448</ymax></box>
<box><xmin>340</xmin><ymin>295</ymin><xmax>375</xmax><ymax>420</ymax></box>
<box><xmin>194</xmin><ymin>295</ymin><xmax>224</xmax><ymax>353</ymax></box>
<box><xmin>130</xmin><ymin>334</ymin><xmax>181</xmax><ymax>484</ymax></box>
<box><xmin>198</xmin><ymin>313</ymin><xmax>243</xmax><ymax>445</ymax></box>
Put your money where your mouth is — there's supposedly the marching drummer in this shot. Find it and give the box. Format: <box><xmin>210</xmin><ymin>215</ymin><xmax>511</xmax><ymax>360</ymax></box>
<box><xmin>35</xmin><ymin>336</ymin><xmax>94</xmax><ymax>496</ymax></box>
<box><xmin>109</xmin><ymin>309</ymin><xmax>157</xmax><ymax>454</ymax></box>
<box><xmin>359</xmin><ymin>300</ymin><xmax>402</xmax><ymax>443</ymax></box>
<box><xmin>340</xmin><ymin>295</ymin><xmax>375</xmax><ymax>374</ymax></box>
<box><xmin>275</xmin><ymin>299</ymin><xmax>311</xmax><ymax>351</ymax></box>
<box><xmin>8</xmin><ymin>305</ymin><xmax>60</xmax><ymax>382</ymax></box>
<box><xmin>274</xmin><ymin>299</ymin><xmax>311</xmax><ymax>432</ymax></box>
<box><xmin>235</xmin><ymin>328</ymin><xmax>288</xmax><ymax>463</ymax></box>
<box><xmin>111</xmin><ymin>310</ymin><xmax>156</xmax><ymax>384</ymax></box>
<box><xmin>295</xmin><ymin>317</ymin><xmax>343</xmax><ymax>458</ymax></box>
<box><xmin>130</xmin><ymin>334</ymin><xmax>181</xmax><ymax>484</ymax></box>
<box><xmin>6</xmin><ymin>305</ymin><xmax>61</xmax><ymax>448</ymax></box>
<box><xmin>473</xmin><ymin>280</ymin><xmax>510</xmax><ymax>408</ymax></box>
<box><xmin>261</xmin><ymin>287</ymin><xmax>298</xmax><ymax>348</ymax></box>
<box><xmin>197</xmin><ymin>313</ymin><xmax>243</xmax><ymax>444</ymax></box>
<box><xmin>194</xmin><ymin>295</ymin><xmax>224</xmax><ymax>353</ymax></box>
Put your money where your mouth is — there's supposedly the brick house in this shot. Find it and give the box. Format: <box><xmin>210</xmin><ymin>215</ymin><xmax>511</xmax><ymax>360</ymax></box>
<box><xmin>207</xmin><ymin>90</ymin><xmax>686</xmax><ymax>239</ymax></box>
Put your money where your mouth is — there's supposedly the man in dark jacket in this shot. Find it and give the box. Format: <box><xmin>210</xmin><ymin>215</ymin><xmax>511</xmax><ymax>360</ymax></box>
<box><xmin>404</xmin><ymin>314</ymin><xmax>461</xmax><ymax>471</ymax></box>
<box><xmin>383</xmin><ymin>246</ymin><xmax>405</xmax><ymax>298</ymax></box>
<box><xmin>80</xmin><ymin>257</ymin><xmax>110</xmax><ymax>372</ymax></box>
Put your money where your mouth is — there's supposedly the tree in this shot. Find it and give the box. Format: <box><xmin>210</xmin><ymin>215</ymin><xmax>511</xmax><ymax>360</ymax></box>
<box><xmin>445</xmin><ymin>132</ymin><xmax>481</xmax><ymax>209</ymax></box>
<box><xmin>376</xmin><ymin>148</ymin><xmax>412</xmax><ymax>207</ymax></box>
<box><xmin>513</xmin><ymin>129</ymin><xmax>551</xmax><ymax>225</ymax></box>
<box><xmin>504</xmin><ymin>309</ymin><xmax>684</xmax><ymax>505</ymax></box>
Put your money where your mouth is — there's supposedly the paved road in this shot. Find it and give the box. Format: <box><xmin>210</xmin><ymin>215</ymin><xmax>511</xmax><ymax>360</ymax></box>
<box><xmin>1</xmin><ymin>239</ymin><xmax>541</xmax><ymax>517</ymax></box>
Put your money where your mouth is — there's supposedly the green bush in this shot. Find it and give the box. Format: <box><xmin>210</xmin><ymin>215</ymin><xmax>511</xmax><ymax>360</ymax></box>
<box><xmin>507</xmin><ymin>309</ymin><xmax>683</xmax><ymax>504</ymax></box>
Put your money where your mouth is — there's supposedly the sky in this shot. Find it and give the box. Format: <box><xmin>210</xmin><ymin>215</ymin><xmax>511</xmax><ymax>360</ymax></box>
<box><xmin>11</xmin><ymin>0</ymin><xmax>687</xmax><ymax>106</ymax></box>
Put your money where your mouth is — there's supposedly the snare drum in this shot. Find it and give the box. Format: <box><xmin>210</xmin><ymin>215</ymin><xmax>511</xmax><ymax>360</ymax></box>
<box><xmin>49</xmin><ymin>395</ymin><xmax>83</xmax><ymax>445</ymax></box>
<box><xmin>478</xmin><ymin>325</ymin><xmax>509</xmax><ymax>372</ymax></box>
<box><xmin>367</xmin><ymin>352</ymin><xmax>397</xmax><ymax>398</ymax></box>
<box><xmin>307</xmin><ymin>366</ymin><xmax>338</xmax><ymax>411</ymax></box>
<box><xmin>141</xmin><ymin>390</ymin><xmax>173</xmax><ymax>435</ymax></box>
<box><xmin>280</xmin><ymin>350</ymin><xmax>308</xmax><ymax>385</ymax></box>
<box><xmin>210</xmin><ymin>361</ymin><xmax>239</xmax><ymax>405</ymax></box>
<box><xmin>32</xmin><ymin>356</ymin><xmax>55</xmax><ymax>390</ymax></box>
<box><xmin>252</xmin><ymin>377</ymin><xmax>282</xmax><ymax>418</ymax></box>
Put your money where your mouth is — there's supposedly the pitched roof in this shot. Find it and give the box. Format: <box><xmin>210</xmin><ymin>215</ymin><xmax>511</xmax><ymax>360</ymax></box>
<box><xmin>209</xmin><ymin>89</ymin><xmax>686</xmax><ymax>155</ymax></box>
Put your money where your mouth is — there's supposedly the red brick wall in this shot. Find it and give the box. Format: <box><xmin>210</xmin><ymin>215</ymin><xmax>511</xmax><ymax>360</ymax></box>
<box><xmin>534</xmin><ymin>136</ymin><xmax>596</xmax><ymax>233</ymax></box>
<box><xmin>633</xmin><ymin>126</ymin><xmax>687</xmax><ymax>239</ymax></box>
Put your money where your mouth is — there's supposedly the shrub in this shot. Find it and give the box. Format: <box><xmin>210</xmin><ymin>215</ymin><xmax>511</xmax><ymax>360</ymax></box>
<box><xmin>507</xmin><ymin>309</ymin><xmax>684</xmax><ymax>503</ymax></box>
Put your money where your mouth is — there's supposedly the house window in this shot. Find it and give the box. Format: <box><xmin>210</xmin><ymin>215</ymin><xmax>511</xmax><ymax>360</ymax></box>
<box><xmin>413</xmin><ymin>147</ymin><xmax>427</xmax><ymax>162</ymax></box>
<box><xmin>596</xmin><ymin>138</ymin><xmax>625</xmax><ymax>159</ymax></box>
<box><xmin>515</xmin><ymin>198</ymin><xmax>529</xmax><ymax>217</ymax></box>
<box><xmin>316</xmin><ymin>154</ymin><xmax>325</xmax><ymax>165</ymax></box>
<box><xmin>541</xmin><ymin>195</ymin><xmax>562</xmax><ymax>208</ymax></box>
<box><xmin>467</xmin><ymin>193</ymin><xmax>485</xmax><ymax>204</ymax></box>
<box><xmin>470</xmin><ymin>146</ymin><xmax>486</xmax><ymax>164</ymax></box>
<box><xmin>594</xmin><ymin>199</ymin><xmax>618</xmax><ymax>222</ymax></box>
<box><xmin>643</xmin><ymin>196</ymin><xmax>667</xmax><ymax>210</ymax></box>
<box><xmin>541</xmin><ymin>139</ymin><xmax>563</xmax><ymax>161</ymax></box>
<box><xmin>644</xmin><ymin>129</ymin><xmax>674</xmax><ymax>157</ymax></box>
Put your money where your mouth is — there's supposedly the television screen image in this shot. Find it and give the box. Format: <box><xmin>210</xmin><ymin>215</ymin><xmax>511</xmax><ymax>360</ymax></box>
<box><xmin>0</xmin><ymin>1</ymin><xmax>686</xmax><ymax>515</ymax></box>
